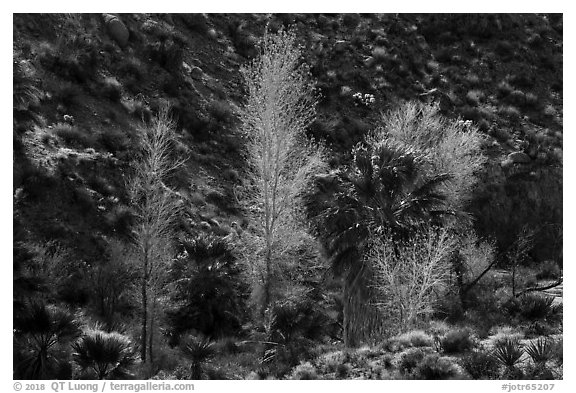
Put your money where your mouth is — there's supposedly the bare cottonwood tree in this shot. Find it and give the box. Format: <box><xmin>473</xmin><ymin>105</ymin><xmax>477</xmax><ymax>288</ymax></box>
<box><xmin>372</xmin><ymin>101</ymin><xmax>487</xmax><ymax>218</ymax></box>
<box><xmin>369</xmin><ymin>226</ymin><xmax>456</xmax><ymax>334</ymax></box>
<box><xmin>128</xmin><ymin>105</ymin><xmax>184</xmax><ymax>367</ymax></box>
<box><xmin>238</xmin><ymin>29</ymin><xmax>327</xmax><ymax>318</ymax></box>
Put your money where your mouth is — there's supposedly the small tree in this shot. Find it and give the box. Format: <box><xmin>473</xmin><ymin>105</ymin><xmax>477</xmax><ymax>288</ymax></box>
<box><xmin>369</xmin><ymin>226</ymin><xmax>457</xmax><ymax>333</ymax></box>
<box><xmin>238</xmin><ymin>28</ymin><xmax>327</xmax><ymax>318</ymax></box>
<box><xmin>128</xmin><ymin>104</ymin><xmax>184</xmax><ymax>367</ymax></box>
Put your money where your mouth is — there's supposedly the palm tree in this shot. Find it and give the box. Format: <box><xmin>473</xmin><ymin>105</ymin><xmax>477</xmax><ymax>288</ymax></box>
<box><xmin>306</xmin><ymin>141</ymin><xmax>452</xmax><ymax>347</ymax></box>
<box><xmin>72</xmin><ymin>329</ymin><xmax>137</xmax><ymax>379</ymax></box>
<box><xmin>13</xmin><ymin>301</ymin><xmax>81</xmax><ymax>379</ymax></box>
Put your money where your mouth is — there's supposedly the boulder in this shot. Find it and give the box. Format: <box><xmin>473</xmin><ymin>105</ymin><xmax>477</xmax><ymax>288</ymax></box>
<box><xmin>507</xmin><ymin>151</ymin><xmax>531</xmax><ymax>164</ymax></box>
<box><xmin>103</xmin><ymin>14</ymin><xmax>129</xmax><ymax>48</ymax></box>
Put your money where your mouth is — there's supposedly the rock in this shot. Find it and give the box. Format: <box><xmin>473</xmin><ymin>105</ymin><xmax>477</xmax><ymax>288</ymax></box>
<box><xmin>340</xmin><ymin>86</ymin><xmax>352</xmax><ymax>96</ymax></box>
<box><xmin>507</xmin><ymin>151</ymin><xmax>531</xmax><ymax>164</ymax></box>
<box><xmin>103</xmin><ymin>14</ymin><xmax>129</xmax><ymax>48</ymax></box>
<box><xmin>500</xmin><ymin>158</ymin><xmax>513</xmax><ymax>169</ymax></box>
<box><xmin>207</xmin><ymin>28</ymin><xmax>218</xmax><ymax>40</ymax></box>
<box><xmin>190</xmin><ymin>66</ymin><xmax>203</xmax><ymax>80</ymax></box>
<box><xmin>334</xmin><ymin>40</ymin><xmax>348</xmax><ymax>53</ymax></box>
<box><xmin>364</xmin><ymin>56</ymin><xmax>375</xmax><ymax>68</ymax></box>
<box><xmin>182</xmin><ymin>61</ymin><xmax>192</xmax><ymax>75</ymax></box>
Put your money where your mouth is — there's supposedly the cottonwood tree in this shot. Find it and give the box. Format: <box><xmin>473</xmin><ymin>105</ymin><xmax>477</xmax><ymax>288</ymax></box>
<box><xmin>238</xmin><ymin>29</ymin><xmax>327</xmax><ymax>318</ymax></box>
<box><xmin>369</xmin><ymin>226</ymin><xmax>456</xmax><ymax>333</ymax></box>
<box><xmin>372</xmin><ymin>101</ymin><xmax>487</xmax><ymax>219</ymax></box>
<box><xmin>128</xmin><ymin>105</ymin><xmax>184</xmax><ymax>367</ymax></box>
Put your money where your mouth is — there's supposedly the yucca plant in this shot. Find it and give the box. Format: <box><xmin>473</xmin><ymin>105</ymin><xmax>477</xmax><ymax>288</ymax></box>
<box><xmin>525</xmin><ymin>337</ymin><xmax>554</xmax><ymax>365</ymax></box>
<box><xmin>72</xmin><ymin>329</ymin><xmax>137</xmax><ymax>379</ymax></box>
<box><xmin>181</xmin><ymin>335</ymin><xmax>215</xmax><ymax>379</ymax></box>
<box><xmin>492</xmin><ymin>338</ymin><xmax>524</xmax><ymax>373</ymax></box>
<box><xmin>14</xmin><ymin>302</ymin><xmax>81</xmax><ymax>379</ymax></box>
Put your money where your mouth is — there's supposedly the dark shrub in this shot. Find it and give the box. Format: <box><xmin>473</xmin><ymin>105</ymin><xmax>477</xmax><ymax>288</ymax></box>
<box><xmin>52</xmin><ymin>123</ymin><xmax>96</xmax><ymax>148</ymax></box>
<box><xmin>440</xmin><ymin>328</ymin><xmax>475</xmax><ymax>354</ymax></box>
<box><xmin>461</xmin><ymin>350</ymin><xmax>500</xmax><ymax>379</ymax></box>
<box><xmin>414</xmin><ymin>353</ymin><xmax>463</xmax><ymax>380</ymax></box>
<box><xmin>207</xmin><ymin>100</ymin><xmax>234</xmax><ymax>123</ymax></box>
<box><xmin>53</xmin><ymin>81</ymin><xmax>83</xmax><ymax>108</ymax></box>
<box><xmin>99</xmin><ymin>77</ymin><xmax>123</xmax><ymax>102</ymax></box>
<box><xmin>399</xmin><ymin>348</ymin><xmax>429</xmax><ymax>374</ymax></box>
<box><xmin>518</xmin><ymin>293</ymin><xmax>555</xmax><ymax>321</ymax></box>
<box><xmin>98</xmin><ymin>127</ymin><xmax>130</xmax><ymax>153</ymax></box>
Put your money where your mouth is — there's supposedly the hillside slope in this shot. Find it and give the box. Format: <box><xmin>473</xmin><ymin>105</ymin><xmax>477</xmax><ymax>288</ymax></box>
<box><xmin>13</xmin><ymin>13</ymin><xmax>562</xmax><ymax>269</ymax></box>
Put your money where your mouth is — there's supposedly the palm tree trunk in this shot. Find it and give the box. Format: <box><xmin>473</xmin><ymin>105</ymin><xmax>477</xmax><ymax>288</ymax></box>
<box><xmin>343</xmin><ymin>263</ymin><xmax>383</xmax><ymax>347</ymax></box>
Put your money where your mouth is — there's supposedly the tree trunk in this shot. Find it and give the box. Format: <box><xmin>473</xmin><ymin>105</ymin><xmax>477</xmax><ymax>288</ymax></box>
<box><xmin>343</xmin><ymin>263</ymin><xmax>382</xmax><ymax>347</ymax></box>
<box><xmin>261</xmin><ymin>242</ymin><xmax>272</xmax><ymax>319</ymax></box>
<box><xmin>148</xmin><ymin>297</ymin><xmax>155</xmax><ymax>364</ymax></box>
<box><xmin>140</xmin><ymin>246</ymin><xmax>149</xmax><ymax>363</ymax></box>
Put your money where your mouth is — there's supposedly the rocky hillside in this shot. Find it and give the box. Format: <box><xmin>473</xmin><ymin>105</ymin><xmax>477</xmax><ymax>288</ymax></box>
<box><xmin>13</xmin><ymin>13</ymin><xmax>562</xmax><ymax>267</ymax></box>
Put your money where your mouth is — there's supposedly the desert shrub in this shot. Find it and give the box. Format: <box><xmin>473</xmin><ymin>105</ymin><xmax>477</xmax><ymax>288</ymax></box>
<box><xmin>550</xmin><ymin>337</ymin><xmax>562</xmax><ymax>366</ymax></box>
<box><xmin>180</xmin><ymin>335</ymin><xmax>215</xmax><ymax>380</ymax></box>
<box><xmin>98</xmin><ymin>127</ymin><xmax>130</xmax><ymax>153</ymax></box>
<box><xmin>413</xmin><ymin>353</ymin><xmax>463</xmax><ymax>380</ymax></box>
<box><xmin>399</xmin><ymin>347</ymin><xmax>429</xmax><ymax>374</ymax></box>
<box><xmin>207</xmin><ymin>99</ymin><xmax>234</xmax><ymax>123</ymax></box>
<box><xmin>498</xmin><ymin>105</ymin><xmax>521</xmax><ymax>122</ymax></box>
<box><xmin>72</xmin><ymin>329</ymin><xmax>137</xmax><ymax>379</ymax></box>
<box><xmin>288</xmin><ymin>361</ymin><xmax>318</xmax><ymax>380</ymax></box>
<box><xmin>507</xmin><ymin>90</ymin><xmax>527</xmax><ymax>106</ymax></box>
<box><xmin>440</xmin><ymin>328</ymin><xmax>475</xmax><ymax>353</ymax></box>
<box><xmin>13</xmin><ymin>58</ymin><xmax>43</xmax><ymax>125</ymax></box>
<box><xmin>524</xmin><ymin>92</ymin><xmax>538</xmax><ymax>108</ymax></box>
<box><xmin>495</xmin><ymin>40</ymin><xmax>514</xmax><ymax>58</ymax></box>
<box><xmin>466</xmin><ymin>90</ymin><xmax>484</xmax><ymax>105</ymax></box>
<box><xmin>393</xmin><ymin>330</ymin><xmax>434</xmax><ymax>349</ymax></box>
<box><xmin>372</xmin><ymin>47</ymin><xmax>389</xmax><ymax>63</ymax></box>
<box><xmin>52</xmin><ymin>123</ymin><xmax>96</xmax><ymax>148</ymax></box>
<box><xmin>13</xmin><ymin>302</ymin><xmax>81</xmax><ymax>379</ymax></box>
<box><xmin>99</xmin><ymin>77</ymin><xmax>123</xmax><ymax>102</ymax></box>
<box><xmin>178</xmin><ymin>14</ymin><xmax>210</xmax><ymax>34</ymax></box>
<box><xmin>146</xmin><ymin>32</ymin><xmax>186</xmax><ymax>73</ymax></box>
<box><xmin>518</xmin><ymin>293</ymin><xmax>555</xmax><ymax>321</ymax></box>
<box><xmin>37</xmin><ymin>34</ymin><xmax>100</xmax><ymax>83</ymax></box>
<box><xmin>535</xmin><ymin>260</ymin><xmax>561</xmax><ymax>280</ymax></box>
<box><xmin>461</xmin><ymin>350</ymin><xmax>500</xmax><ymax>379</ymax></box>
<box><xmin>53</xmin><ymin>81</ymin><xmax>83</xmax><ymax>108</ymax></box>
<box><xmin>497</xmin><ymin>81</ymin><xmax>513</xmax><ymax>98</ymax></box>
<box><xmin>342</xmin><ymin>13</ymin><xmax>361</xmax><ymax>29</ymax></box>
